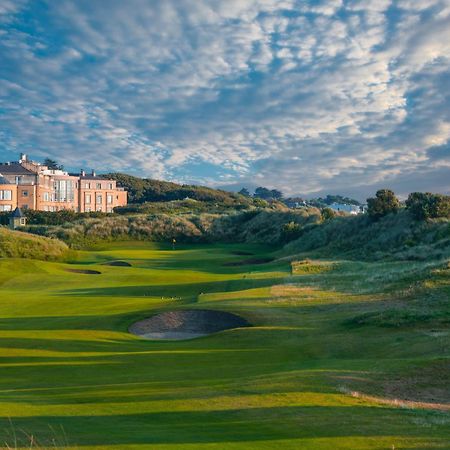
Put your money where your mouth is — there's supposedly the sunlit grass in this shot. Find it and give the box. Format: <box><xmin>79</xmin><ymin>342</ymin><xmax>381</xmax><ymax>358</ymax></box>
<box><xmin>0</xmin><ymin>242</ymin><xmax>448</xmax><ymax>449</ymax></box>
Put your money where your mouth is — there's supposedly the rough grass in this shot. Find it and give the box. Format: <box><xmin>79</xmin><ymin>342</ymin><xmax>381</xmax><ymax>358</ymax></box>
<box><xmin>0</xmin><ymin>227</ymin><xmax>69</xmax><ymax>261</ymax></box>
<box><xmin>0</xmin><ymin>242</ymin><xmax>448</xmax><ymax>449</ymax></box>
<box><xmin>283</xmin><ymin>210</ymin><xmax>450</xmax><ymax>261</ymax></box>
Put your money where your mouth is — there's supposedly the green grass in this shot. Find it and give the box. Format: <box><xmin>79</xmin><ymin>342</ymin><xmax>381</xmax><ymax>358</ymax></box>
<box><xmin>0</xmin><ymin>227</ymin><xmax>69</xmax><ymax>261</ymax></box>
<box><xmin>0</xmin><ymin>241</ymin><xmax>448</xmax><ymax>449</ymax></box>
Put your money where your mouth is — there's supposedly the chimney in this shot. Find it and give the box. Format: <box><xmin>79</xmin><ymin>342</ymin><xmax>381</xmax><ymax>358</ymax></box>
<box><xmin>19</xmin><ymin>153</ymin><xmax>27</xmax><ymax>163</ymax></box>
<box><xmin>80</xmin><ymin>169</ymin><xmax>86</xmax><ymax>177</ymax></box>
<box><xmin>91</xmin><ymin>169</ymin><xmax>96</xmax><ymax>177</ymax></box>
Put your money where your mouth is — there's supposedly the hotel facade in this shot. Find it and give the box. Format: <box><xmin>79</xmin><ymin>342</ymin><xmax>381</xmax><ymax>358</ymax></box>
<box><xmin>0</xmin><ymin>154</ymin><xmax>127</xmax><ymax>213</ymax></box>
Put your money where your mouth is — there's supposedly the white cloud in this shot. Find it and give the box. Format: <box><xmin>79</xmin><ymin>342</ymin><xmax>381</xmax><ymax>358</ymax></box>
<box><xmin>0</xmin><ymin>0</ymin><xmax>449</xmax><ymax>197</ymax></box>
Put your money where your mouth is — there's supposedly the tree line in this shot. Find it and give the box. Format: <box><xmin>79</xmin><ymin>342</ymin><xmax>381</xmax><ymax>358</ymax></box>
<box><xmin>367</xmin><ymin>189</ymin><xmax>450</xmax><ymax>220</ymax></box>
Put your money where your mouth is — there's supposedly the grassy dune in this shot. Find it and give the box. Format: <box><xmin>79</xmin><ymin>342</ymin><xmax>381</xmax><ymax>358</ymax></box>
<box><xmin>0</xmin><ymin>227</ymin><xmax>69</xmax><ymax>261</ymax></box>
<box><xmin>0</xmin><ymin>242</ymin><xmax>448</xmax><ymax>449</ymax></box>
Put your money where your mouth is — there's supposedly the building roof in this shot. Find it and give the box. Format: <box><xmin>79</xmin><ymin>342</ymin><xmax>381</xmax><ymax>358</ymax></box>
<box><xmin>11</xmin><ymin>207</ymin><xmax>25</xmax><ymax>218</ymax></box>
<box><xmin>80</xmin><ymin>175</ymin><xmax>106</xmax><ymax>180</ymax></box>
<box><xmin>0</xmin><ymin>163</ymin><xmax>35</xmax><ymax>175</ymax></box>
<box><xmin>0</xmin><ymin>174</ymin><xmax>12</xmax><ymax>185</ymax></box>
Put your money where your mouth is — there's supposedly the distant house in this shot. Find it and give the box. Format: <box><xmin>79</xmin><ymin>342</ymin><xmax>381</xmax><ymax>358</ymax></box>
<box><xmin>285</xmin><ymin>200</ymin><xmax>307</xmax><ymax>209</ymax></box>
<box><xmin>329</xmin><ymin>203</ymin><xmax>363</xmax><ymax>215</ymax></box>
<box><xmin>9</xmin><ymin>207</ymin><xmax>27</xmax><ymax>229</ymax></box>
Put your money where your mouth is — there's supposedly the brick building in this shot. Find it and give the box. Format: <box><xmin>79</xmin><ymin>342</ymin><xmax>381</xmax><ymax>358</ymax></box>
<box><xmin>0</xmin><ymin>154</ymin><xmax>127</xmax><ymax>213</ymax></box>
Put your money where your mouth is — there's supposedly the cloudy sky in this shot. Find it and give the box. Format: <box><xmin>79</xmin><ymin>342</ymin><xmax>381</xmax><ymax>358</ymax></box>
<box><xmin>1</xmin><ymin>0</ymin><xmax>449</xmax><ymax>199</ymax></box>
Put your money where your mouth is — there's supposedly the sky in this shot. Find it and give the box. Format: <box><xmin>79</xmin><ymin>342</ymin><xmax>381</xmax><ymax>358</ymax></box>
<box><xmin>0</xmin><ymin>0</ymin><xmax>449</xmax><ymax>200</ymax></box>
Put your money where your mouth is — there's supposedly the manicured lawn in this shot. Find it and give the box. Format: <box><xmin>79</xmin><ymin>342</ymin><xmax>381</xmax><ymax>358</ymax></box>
<box><xmin>0</xmin><ymin>242</ymin><xmax>448</xmax><ymax>449</ymax></box>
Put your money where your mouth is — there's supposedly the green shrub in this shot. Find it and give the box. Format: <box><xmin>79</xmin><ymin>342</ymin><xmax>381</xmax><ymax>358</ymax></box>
<box><xmin>367</xmin><ymin>189</ymin><xmax>400</xmax><ymax>219</ymax></box>
<box><xmin>321</xmin><ymin>207</ymin><xmax>336</xmax><ymax>222</ymax></box>
<box><xmin>406</xmin><ymin>192</ymin><xmax>450</xmax><ymax>220</ymax></box>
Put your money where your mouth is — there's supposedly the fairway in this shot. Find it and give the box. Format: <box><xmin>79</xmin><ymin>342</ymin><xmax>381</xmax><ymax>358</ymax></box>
<box><xmin>0</xmin><ymin>242</ymin><xmax>449</xmax><ymax>449</ymax></box>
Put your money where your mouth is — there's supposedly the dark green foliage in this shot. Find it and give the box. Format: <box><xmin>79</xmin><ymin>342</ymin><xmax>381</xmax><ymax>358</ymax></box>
<box><xmin>406</xmin><ymin>192</ymin><xmax>450</xmax><ymax>220</ymax></box>
<box><xmin>254</xmin><ymin>187</ymin><xmax>283</xmax><ymax>200</ymax></box>
<box><xmin>23</xmin><ymin>209</ymin><xmax>107</xmax><ymax>225</ymax></box>
<box><xmin>254</xmin><ymin>187</ymin><xmax>273</xmax><ymax>199</ymax></box>
<box><xmin>0</xmin><ymin>212</ymin><xmax>9</xmax><ymax>226</ymax></box>
<box><xmin>270</xmin><ymin>189</ymin><xmax>283</xmax><ymax>200</ymax></box>
<box><xmin>103</xmin><ymin>172</ymin><xmax>250</xmax><ymax>206</ymax></box>
<box><xmin>43</xmin><ymin>158</ymin><xmax>64</xmax><ymax>170</ymax></box>
<box><xmin>281</xmin><ymin>221</ymin><xmax>303</xmax><ymax>242</ymax></box>
<box><xmin>115</xmin><ymin>199</ymin><xmax>249</xmax><ymax>215</ymax></box>
<box><xmin>367</xmin><ymin>189</ymin><xmax>400</xmax><ymax>219</ymax></box>
<box><xmin>308</xmin><ymin>194</ymin><xmax>361</xmax><ymax>207</ymax></box>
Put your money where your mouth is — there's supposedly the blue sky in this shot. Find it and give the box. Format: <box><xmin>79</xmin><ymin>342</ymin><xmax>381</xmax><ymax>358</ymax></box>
<box><xmin>0</xmin><ymin>0</ymin><xmax>449</xmax><ymax>200</ymax></box>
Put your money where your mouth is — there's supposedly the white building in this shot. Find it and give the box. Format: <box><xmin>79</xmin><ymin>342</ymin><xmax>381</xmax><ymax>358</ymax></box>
<box><xmin>329</xmin><ymin>203</ymin><xmax>363</xmax><ymax>215</ymax></box>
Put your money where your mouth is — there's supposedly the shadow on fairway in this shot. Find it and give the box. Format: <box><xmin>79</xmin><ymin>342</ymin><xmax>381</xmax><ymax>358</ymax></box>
<box><xmin>58</xmin><ymin>276</ymin><xmax>290</xmax><ymax>298</ymax></box>
<box><xmin>0</xmin><ymin>406</ymin><xmax>448</xmax><ymax>448</ymax></box>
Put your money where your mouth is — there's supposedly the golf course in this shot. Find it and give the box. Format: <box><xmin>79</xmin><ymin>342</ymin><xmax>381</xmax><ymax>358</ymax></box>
<box><xmin>0</xmin><ymin>241</ymin><xmax>449</xmax><ymax>449</ymax></box>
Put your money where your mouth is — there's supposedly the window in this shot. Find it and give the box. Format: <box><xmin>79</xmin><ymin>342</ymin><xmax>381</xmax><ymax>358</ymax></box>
<box><xmin>22</xmin><ymin>205</ymin><xmax>28</xmax><ymax>210</ymax></box>
<box><xmin>85</xmin><ymin>206</ymin><xmax>91</xmax><ymax>212</ymax></box>
<box><xmin>109</xmin><ymin>183</ymin><xmax>113</xmax><ymax>190</ymax></box>
<box><xmin>85</xmin><ymin>182</ymin><xmax>91</xmax><ymax>189</ymax></box>
<box><xmin>43</xmin><ymin>192</ymin><xmax>49</xmax><ymax>202</ymax></box>
<box><xmin>96</xmin><ymin>183</ymin><xmax>102</xmax><ymax>189</ymax></box>
<box><xmin>0</xmin><ymin>190</ymin><xmax>12</xmax><ymax>200</ymax></box>
<box><xmin>22</xmin><ymin>190</ymin><xmax>28</xmax><ymax>197</ymax></box>
<box><xmin>96</xmin><ymin>194</ymin><xmax>102</xmax><ymax>204</ymax></box>
<box><xmin>0</xmin><ymin>205</ymin><xmax>12</xmax><ymax>211</ymax></box>
<box><xmin>20</xmin><ymin>218</ymin><xmax>26</xmax><ymax>225</ymax></box>
<box><xmin>85</xmin><ymin>193</ymin><xmax>91</xmax><ymax>204</ymax></box>
<box><xmin>96</xmin><ymin>205</ymin><xmax>103</xmax><ymax>212</ymax></box>
<box><xmin>54</xmin><ymin>180</ymin><xmax>75</xmax><ymax>202</ymax></box>
<box><xmin>107</xmin><ymin>194</ymin><xmax>113</xmax><ymax>204</ymax></box>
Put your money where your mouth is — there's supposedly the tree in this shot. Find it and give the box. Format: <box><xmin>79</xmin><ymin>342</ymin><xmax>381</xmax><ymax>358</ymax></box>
<box><xmin>367</xmin><ymin>189</ymin><xmax>400</xmax><ymax>219</ymax></box>
<box><xmin>44</xmin><ymin>158</ymin><xmax>63</xmax><ymax>170</ymax></box>
<box><xmin>238</xmin><ymin>188</ymin><xmax>250</xmax><ymax>197</ymax></box>
<box><xmin>270</xmin><ymin>189</ymin><xmax>283</xmax><ymax>200</ymax></box>
<box><xmin>406</xmin><ymin>192</ymin><xmax>450</xmax><ymax>220</ymax></box>
<box><xmin>254</xmin><ymin>187</ymin><xmax>272</xmax><ymax>200</ymax></box>
<box><xmin>254</xmin><ymin>187</ymin><xmax>283</xmax><ymax>200</ymax></box>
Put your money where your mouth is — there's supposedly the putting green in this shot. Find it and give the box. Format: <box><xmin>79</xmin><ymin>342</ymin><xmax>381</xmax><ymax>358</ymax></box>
<box><xmin>0</xmin><ymin>242</ymin><xmax>448</xmax><ymax>449</ymax></box>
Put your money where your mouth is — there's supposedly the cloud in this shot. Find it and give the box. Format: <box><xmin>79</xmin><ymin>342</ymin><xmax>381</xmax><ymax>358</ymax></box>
<box><xmin>0</xmin><ymin>0</ymin><xmax>449</xmax><ymax>199</ymax></box>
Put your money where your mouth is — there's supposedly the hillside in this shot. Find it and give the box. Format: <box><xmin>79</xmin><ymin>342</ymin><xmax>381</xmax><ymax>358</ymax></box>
<box><xmin>103</xmin><ymin>172</ymin><xmax>254</xmax><ymax>207</ymax></box>
<box><xmin>283</xmin><ymin>210</ymin><xmax>450</xmax><ymax>261</ymax></box>
<box><xmin>22</xmin><ymin>208</ymin><xmax>320</xmax><ymax>248</ymax></box>
<box><xmin>0</xmin><ymin>227</ymin><xmax>69</xmax><ymax>260</ymax></box>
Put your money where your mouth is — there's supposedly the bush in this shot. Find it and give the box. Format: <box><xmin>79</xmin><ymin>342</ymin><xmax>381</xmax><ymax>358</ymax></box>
<box><xmin>406</xmin><ymin>192</ymin><xmax>450</xmax><ymax>220</ymax></box>
<box><xmin>282</xmin><ymin>221</ymin><xmax>303</xmax><ymax>242</ymax></box>
<box><xmin>321</xmin><ymin>207</ymin><xmax>336</xmax><ymax>222</ymax></box>
<box><xmin>367</xmin><ymin>189</ymin><xmax>400</xmax><ymax>219</ymax></box>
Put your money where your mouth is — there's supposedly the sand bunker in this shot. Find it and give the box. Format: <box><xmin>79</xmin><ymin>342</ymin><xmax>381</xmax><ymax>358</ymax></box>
<box><xmin>102</xmin><ymin>261</ymin><xmax>132</xmax><ymax>267</ymax></box>
<box><xmin>66</xmin><ymin>269</ymin><xmax>101</xmax><ymax>275</ymax></box>
<box><xmin>129</xmin><ymin>309</ymin><xmax>250</xmax><ymax>340</ymax></box>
